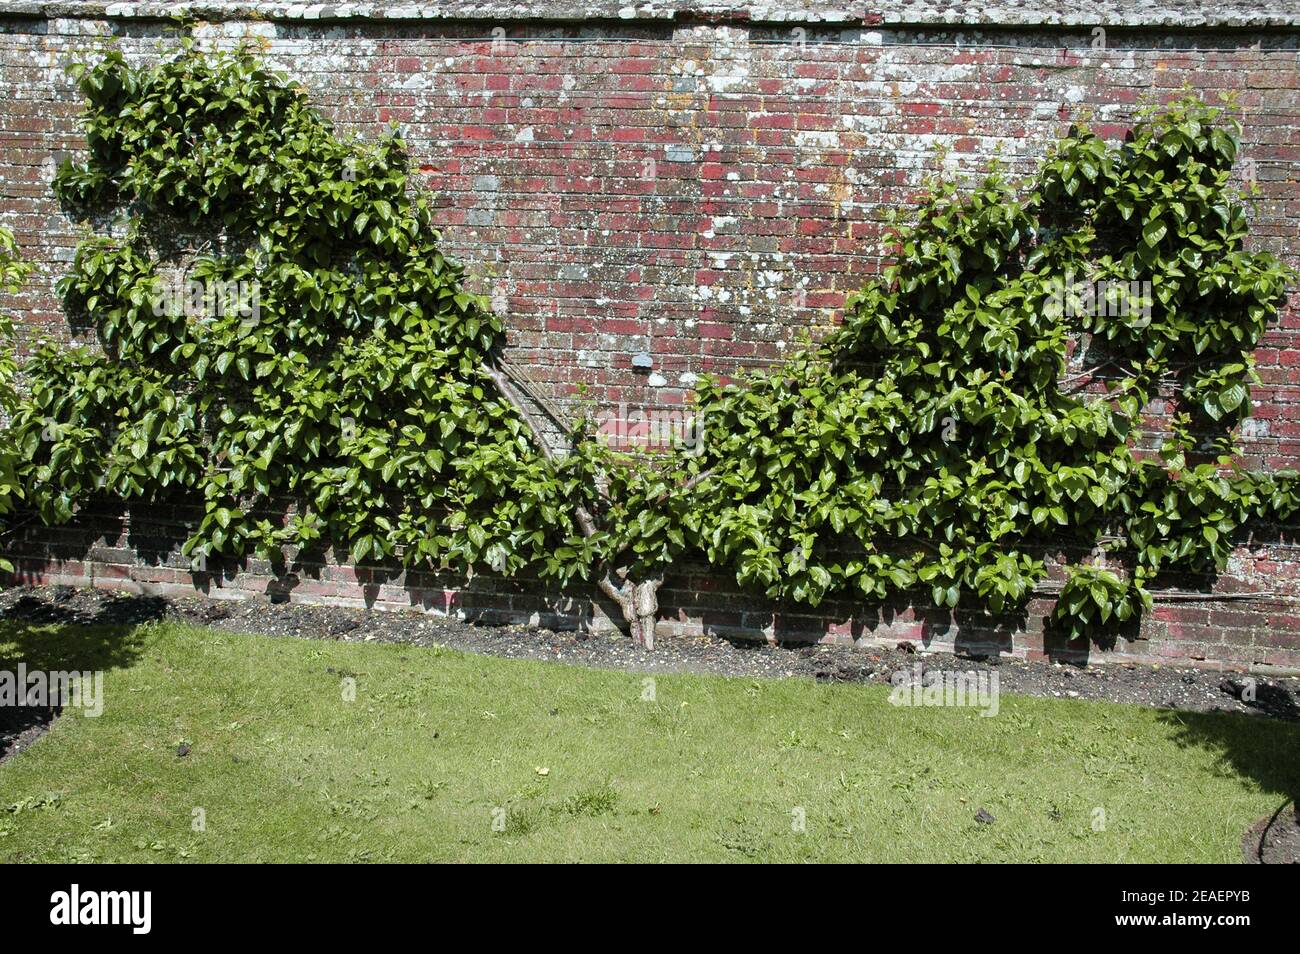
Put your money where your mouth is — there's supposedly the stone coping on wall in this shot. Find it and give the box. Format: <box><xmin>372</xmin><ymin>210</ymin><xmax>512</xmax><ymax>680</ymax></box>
<box><xmin>0</xmin><ymin>0</ymin><xmax>1297</xmax><ymax>29</ymax></box>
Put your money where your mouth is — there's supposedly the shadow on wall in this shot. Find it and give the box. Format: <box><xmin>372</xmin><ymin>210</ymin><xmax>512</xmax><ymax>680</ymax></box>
<box><xmin>682</xmin><ymin>586</ymin><xmax>1040</xmax><ymax>657</ymax></box>
<box><xmin>4</xmin><ymin>501</ymin><xmax>1300</xmax><ymax>667</ymax></box>
<box><xmin>0</xmin><ymin>500</ymin><xmax>607</xmax><ymax>632</ymax></box>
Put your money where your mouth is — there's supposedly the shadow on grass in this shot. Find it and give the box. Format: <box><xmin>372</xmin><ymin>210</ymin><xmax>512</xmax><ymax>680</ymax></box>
<box><xmin>0</xmin><ymin>595</ymin><xmax>160</xmax><ymax>761</ymax></box>
<box><xmin>1159</xmin><ymin>707</ymin><xmax>1300</xmax><ymax>802</ymax></box>
<box><xmin>0</xmin><ymin>622</ymin><xmax>152</xmax><ymax>675</ymax></box>
<box><xmin>0</xmin><ymin>591</ymin><xmax>161</xmax><ymax>671</ymax></box>
<box><xmin>1163</xmin><ymin>707</ymin><xmax>1300</xmax><ymax>862</ymax></box>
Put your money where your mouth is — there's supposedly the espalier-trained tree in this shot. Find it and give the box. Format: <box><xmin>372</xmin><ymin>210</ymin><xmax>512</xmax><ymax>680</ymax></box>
<box><xmin>0</xmin><ymin>225</ymin><xmax>32</xmax><ymax>564</ymax></box>
<box><xmin>18</xmin><ymin>42</ymin><xmax>674</xmax><ymax>643</ymax></box>
<box><xmin>8</xmin><ymin>43</ymin><xmax>1297</xmax><ymax>647</ymax></box>
<box><xmin>678</xmin><ymin>97</ymin><xmax>1299</xmax><ymax>641</ymax></box>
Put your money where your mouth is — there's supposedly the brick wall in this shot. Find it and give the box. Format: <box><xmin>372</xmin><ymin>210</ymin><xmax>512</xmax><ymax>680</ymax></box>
<box><xmin>2</xmin><ymin>3</ymin><xmax>1299</xmax><ymax>671</ymax></box>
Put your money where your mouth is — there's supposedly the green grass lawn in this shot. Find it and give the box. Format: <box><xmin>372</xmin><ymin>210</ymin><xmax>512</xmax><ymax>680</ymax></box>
<box><xmin>1</xmin><ymin>619</ymin><xmax>1296</xmax><ymax>862</ymax></box>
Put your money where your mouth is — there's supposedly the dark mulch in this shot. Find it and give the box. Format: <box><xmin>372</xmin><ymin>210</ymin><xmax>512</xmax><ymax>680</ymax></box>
<box><xmin>1</xmin><ymin>583</ymin><xmax>1297</xmax><ymax>722</ymax></box>
<box><xmin>0</xmin><ymin>705</ymin><xmax>57</xmax><ymax>766</ymax></box>
<box><xmin>1243</xmin><ymin>803</ymin><xmax>1300</xmax><ymax>864</ymax></box>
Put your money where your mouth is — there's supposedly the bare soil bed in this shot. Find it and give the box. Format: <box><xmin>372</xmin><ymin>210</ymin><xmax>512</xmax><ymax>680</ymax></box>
<box><xmin>2</xmin><ymin>584</ymin><xmax>1297</xmax><ymax>724</ymax></box>
<box><xmin>1243</xmin><ymin>803</ymin><xmax>1300</xmax><ymax>864</ymax></box>
<box><xmin>0</xmin><ymin>704</ymin><xmax>55</xmax><ymax>766</ymax></box>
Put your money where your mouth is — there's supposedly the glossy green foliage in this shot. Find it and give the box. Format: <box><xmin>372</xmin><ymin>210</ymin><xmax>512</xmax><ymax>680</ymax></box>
<box><xmin>675</xmin><ymin>97</ymin><xmax>1297</xmax><ymax>642</ymax></box>
<box><xmin>19</xmin><ymin>45</ymin><xmax>601</xmax><ymax>581</ymax></box>
<box><xmin>11</xmin><ymin>45</ymin><xmax>1297</xmax><ymax>645</ymax></box>
<box><xmin>0</xmin><ymin>226</ymin><xmax>31</xmax><ymax>553</ymax></box>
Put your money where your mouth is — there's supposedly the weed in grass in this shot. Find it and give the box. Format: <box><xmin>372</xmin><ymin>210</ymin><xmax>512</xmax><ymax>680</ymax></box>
<box><xmin>563</xmin><ymin>784</ymin><xmax>619</xmax><ymax>818</ymax></box>
<box><xmin>410</xmin><ymin>779</ymin><xmax>446</xmax><ymax>802</ymax></box>
<box><xmin>501</xmin><ymin>804</ymin><xmax>543</xmax><ymax>837</ymax></box>
<box><xmin>715</xmin><ymin>812</ymin><xmax>767</xmax><ymax>858</ymax></box>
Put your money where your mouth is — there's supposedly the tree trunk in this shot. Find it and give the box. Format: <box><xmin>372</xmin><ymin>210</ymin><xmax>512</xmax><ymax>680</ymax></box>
<box><xmin>485</xmin><ymin>359</ymin><xmax>663</xmax><ymax>646</ymax></box>
<box><xmin>596</xmin><ymin>571</ymin><xmax>662</xmax><ymax>649</ymax></box>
